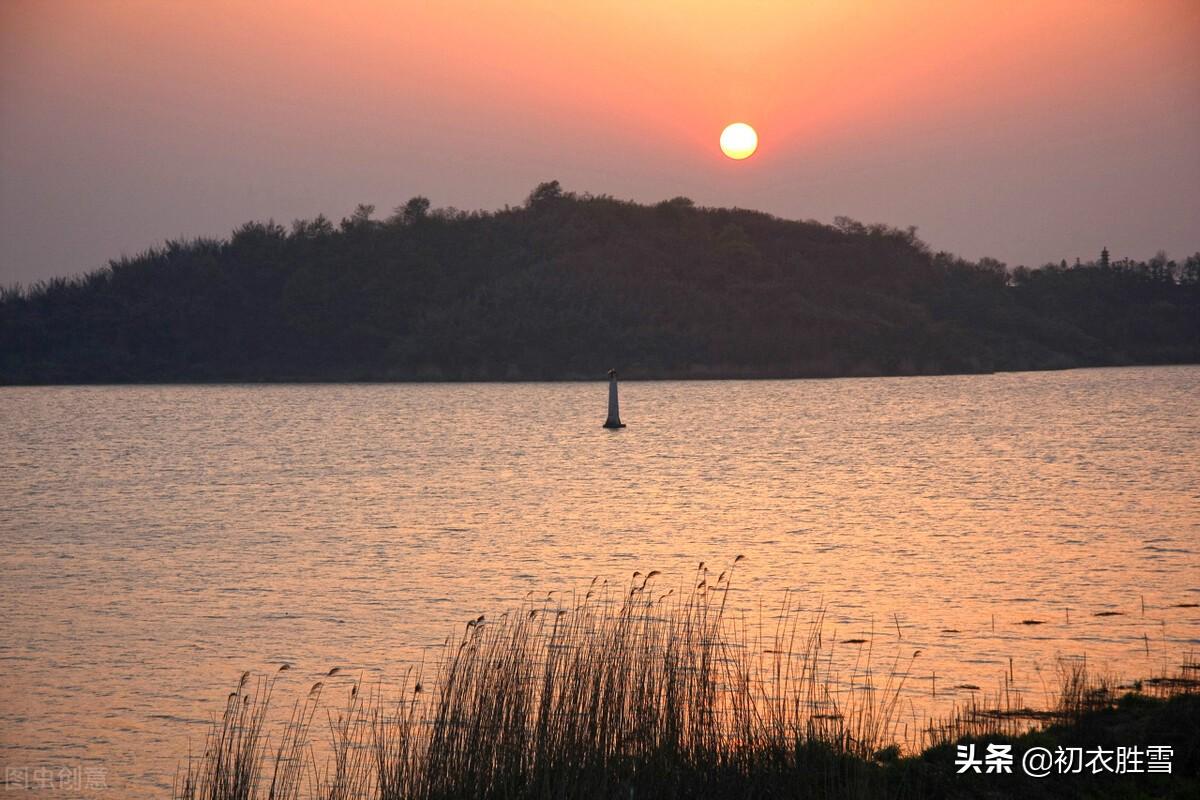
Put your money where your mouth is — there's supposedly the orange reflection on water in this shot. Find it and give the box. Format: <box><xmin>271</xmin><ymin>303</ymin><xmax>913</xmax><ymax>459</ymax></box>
<box><xmin>0</xmin><ymin>367</ymin><xmax>1198</xmax><ymax>797</ymax></box>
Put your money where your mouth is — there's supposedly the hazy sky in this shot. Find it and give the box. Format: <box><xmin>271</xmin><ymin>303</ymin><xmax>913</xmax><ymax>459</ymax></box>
<box><xmin>2</xmin><ymin>0</ymin><xmax>1197</xmax><ymax>284</ymax></box>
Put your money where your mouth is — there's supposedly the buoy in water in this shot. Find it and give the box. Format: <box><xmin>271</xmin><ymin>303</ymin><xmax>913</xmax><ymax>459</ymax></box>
<box><xmin>603</xmin><ymin>368</ymin><xmax>625</xmax><ymax>428</ymax></box>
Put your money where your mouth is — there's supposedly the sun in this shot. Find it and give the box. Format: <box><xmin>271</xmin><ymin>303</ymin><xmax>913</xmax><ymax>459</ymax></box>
<box><xmin>720</xmin><ymin>122</ymin><xmax>758</xmax><ymax>160</ymax></box>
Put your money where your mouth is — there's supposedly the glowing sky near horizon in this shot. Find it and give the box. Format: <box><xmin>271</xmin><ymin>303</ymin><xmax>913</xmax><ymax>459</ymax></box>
<box><xmin>1</xmin><ymin>0</ymin><xmax>1197</xmax><ymax>283</ymax></box>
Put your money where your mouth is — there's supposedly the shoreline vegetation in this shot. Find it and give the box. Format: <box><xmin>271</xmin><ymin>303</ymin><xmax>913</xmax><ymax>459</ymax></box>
<box><xmin>175</xmin><ymin>564</ymin><xmax>1199</xmax><ymax>799</ymax></box>
<box><xmin>4</xmin><ymin>183</ymin><xmax>1199</xmax><ymax>385</ymax></box>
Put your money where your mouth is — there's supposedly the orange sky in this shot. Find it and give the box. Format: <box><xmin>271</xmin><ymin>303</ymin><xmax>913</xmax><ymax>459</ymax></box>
<box><xmin>2</xmin><ymin>0</ymin><xmax>1197</xmax><ymax>281</ymax></box>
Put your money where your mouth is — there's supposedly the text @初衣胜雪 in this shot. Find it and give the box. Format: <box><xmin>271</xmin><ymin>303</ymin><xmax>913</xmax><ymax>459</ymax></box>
<box><xmin>955</xmin><ymin>743</ymin><xmax>1172</xmax><ymax>776</ymax></box>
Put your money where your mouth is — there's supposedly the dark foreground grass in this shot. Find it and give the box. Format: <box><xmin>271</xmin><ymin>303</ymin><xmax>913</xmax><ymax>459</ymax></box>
<box><xmin>175</xmin><ymin>564</ymin><xmax>1199</xmax><ymax>799</ymax></box>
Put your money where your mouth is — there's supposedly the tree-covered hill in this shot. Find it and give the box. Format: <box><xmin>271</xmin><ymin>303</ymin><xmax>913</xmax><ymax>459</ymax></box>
<box><xmin>2</xmin><ymin>182</ymin><xmax>1197</xmax><ymax>383</ymax></box>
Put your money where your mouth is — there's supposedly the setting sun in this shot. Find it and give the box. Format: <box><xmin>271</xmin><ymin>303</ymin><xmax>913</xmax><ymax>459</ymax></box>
<box><xmin>720</xmin><ymin>122</ymin><xmax>758</xmax><ymax>160</ymax></box>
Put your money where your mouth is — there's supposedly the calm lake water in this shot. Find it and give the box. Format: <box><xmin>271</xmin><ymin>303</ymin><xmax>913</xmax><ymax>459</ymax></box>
<box><xmin>2</xmin><ymin>367</ymin><xmax>1198</xmax><ymax>798</ymax></box>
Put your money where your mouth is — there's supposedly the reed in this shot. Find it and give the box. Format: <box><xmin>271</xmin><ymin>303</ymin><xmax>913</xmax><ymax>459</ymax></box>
<box><xmin>174</xmin><ymin>567</ymin><xmax>1199</xmax><ymax>800</ymax></box>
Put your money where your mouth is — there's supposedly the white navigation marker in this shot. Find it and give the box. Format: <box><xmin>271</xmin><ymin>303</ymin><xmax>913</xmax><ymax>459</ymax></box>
<box><xmin>603</xmin><ymin>368</ymin><xmax>626</xmax><ymax>428</ymax></box>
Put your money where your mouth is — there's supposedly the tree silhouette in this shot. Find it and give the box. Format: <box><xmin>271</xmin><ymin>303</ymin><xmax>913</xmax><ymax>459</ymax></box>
<box><xmin>0</xmin><ymin>184</ymin><xmax>1196</xmax><ymax>383</ymax></box>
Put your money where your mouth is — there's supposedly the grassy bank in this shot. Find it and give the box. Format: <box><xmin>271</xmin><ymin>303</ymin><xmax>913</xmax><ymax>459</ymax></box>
<box><xmin>175</xmin><ymin>564</ymin><xmax>1198</xmax><ymax>799</ymax></box>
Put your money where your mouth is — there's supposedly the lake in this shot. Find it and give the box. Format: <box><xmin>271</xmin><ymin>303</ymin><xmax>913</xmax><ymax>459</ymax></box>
<box><xmin>1</xmin><ymin>366</ymin><xmax>1198</xmax><ymax>798</ymax></box>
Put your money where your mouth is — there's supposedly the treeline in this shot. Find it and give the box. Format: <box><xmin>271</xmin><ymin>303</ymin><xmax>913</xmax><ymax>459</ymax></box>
<box><xmin>2</xmin><ymin>182</ymin><xmax>1197</xmax><ymax>383</ymax></box>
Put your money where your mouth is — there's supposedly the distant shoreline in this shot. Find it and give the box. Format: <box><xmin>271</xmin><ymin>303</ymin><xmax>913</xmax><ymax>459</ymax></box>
<box><xmin>2</xmin><ymin>360</ymin><xmax>1197</xmax><ymax>388</ymax></box>
<box><xmin>4</xmin><ymin>190</ymin><xmax>1196</xmax><ymax>387</ymax></box>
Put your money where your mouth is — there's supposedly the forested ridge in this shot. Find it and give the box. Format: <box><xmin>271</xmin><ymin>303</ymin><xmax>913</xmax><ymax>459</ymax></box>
<box><xmin>2</xmin><ymin>182</ymin><xmax>1197</xmax><ymax>383</ymax></box>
